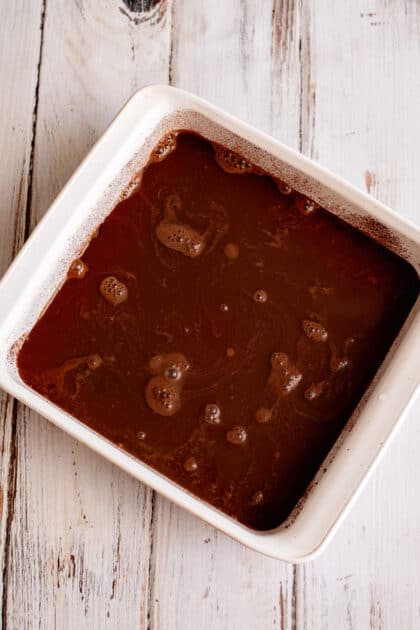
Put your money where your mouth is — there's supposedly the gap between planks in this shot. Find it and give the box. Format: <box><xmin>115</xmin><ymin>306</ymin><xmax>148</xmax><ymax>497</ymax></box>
<box><xmin>1</xmin><ymin>1</ymin><xmax>48</xmax><ymax>628</ymax></box>
<box><xmin>1</xmin><ymin>1</ymin><xmax>314</xmax><ymax>628</ymax></box>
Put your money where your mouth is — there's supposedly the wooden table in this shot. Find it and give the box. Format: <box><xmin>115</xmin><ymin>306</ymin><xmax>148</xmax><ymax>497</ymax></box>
<box><xmin>1</xmin><ymin>1</ymin><xmax>420</xmax><ymax>628</ymax></box>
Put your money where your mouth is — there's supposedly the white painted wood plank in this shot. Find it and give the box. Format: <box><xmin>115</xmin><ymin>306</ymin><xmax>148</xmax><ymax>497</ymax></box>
<box><xmin>3</xmin><ymin>1</ymin><xmax>419</xmax><ymax>628</ymax></box>
<box><xmin>4</xmin><ymin>1</ymin><xmax>172</xmax><ymax>628</ymax></box>
<box><xmin>30</xmin><ymin>0</ymin><xmax>172</xmax><ymax>228</ymax></box>
<box><xmin>152</xmin><ymin>498</ymin><xmax>296</xmax><ymax>630</ymax></box>
<box><xmin>150</xmin><ymin>2</ymin><xmax>302</xmax><ymax>629</ymax></box>
<box><xmin>296</xmin><ymin>2</ymin><xmax>420</xmax><ymax>629</ymax></box>
<box><xmin>7</xmin><ymin>412</ymin><xmax>153</xmax><ymax>629</ymax></box>
<box><xmin>0</xmin><ymin>1</ymin><xmax>44</xmax><ymax>625</ymax></box>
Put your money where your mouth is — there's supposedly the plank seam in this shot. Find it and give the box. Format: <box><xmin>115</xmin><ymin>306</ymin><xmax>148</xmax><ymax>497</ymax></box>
<box><xmin>24</xmin><ymin>0</ymin><xmax>48</xmax><ymax>241</ymax></box>
<box><xmin>1</xmin><ymin>2</ymin><xmax>47</xmax><ymax>625</ymax></box>
<box><xmin>167</xmin><ymin>0</ymin><xmax>175</xmax><ymax>85</ymax></box>
<box><xmin>291</xmin><ymin>564</ymin><xmax>297</xmax><ymax>630</ymax></box>
<box><xmin>272</xmin><ymin>0</ymin><xmax>305</xmax><ymax>626</ymax></box>
<box><xmin>147</xmin><ymin>5</ymin><xmax>174</xmax><ymax>624</ymax></box>
<box><xmin>296</xmin><ymin>3</ymin><xmax>313</xmax><ymax>626</ymax></box>
<box><xmin>298</xmin><ymin>0</ymin><xmax>304</xmax><ymax>155</ymax></box>
<box><xmin>239</xmin><ymin>0</ymin><xmax>249</xmax><ymax>94</ymax></box>
<box><xmin>298</xmin><ymin>0</ymin><xmax>315</xmax><ymax>158</ymax></box>
<box><xmin>1</xmin><ymin>401</ymin><xmax>19</xmax><ymax>630</ymax></box>
<box><xmin>146</xmin><ymin>491</ymin><xmax>157</xmax><ymax>630</ymax></box>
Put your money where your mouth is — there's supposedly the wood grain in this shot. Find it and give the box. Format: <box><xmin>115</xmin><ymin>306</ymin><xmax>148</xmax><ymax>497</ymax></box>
<box><xmin>1</xmin><ymin>1</ymin><xmax>420</xmax><ymax>628</ymax></box>
<box><xmin>149</xmin><ymin>2</ymin><xmax>301</xmax><ymax>629</ymax></box>
<box><xmin>2</xmin><ymin>1</ymin><xmax>171</xmax><ymax>628</ymax></box>
<box><xmin>0</xmin><ymin>2</ymin><xmax>44</xmax><ymax>627</ymax></box>
<box><xmin>295</xmin><ymin>2</ymin><xmax>420</xmax><ymax>629</ymax></box>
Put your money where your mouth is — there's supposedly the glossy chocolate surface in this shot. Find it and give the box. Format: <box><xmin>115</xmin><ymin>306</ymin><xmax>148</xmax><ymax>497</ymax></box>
<box><xmin>18</xmin><ymin>132</ymin><xmax>419</xmax><ymax>530</ymax></box>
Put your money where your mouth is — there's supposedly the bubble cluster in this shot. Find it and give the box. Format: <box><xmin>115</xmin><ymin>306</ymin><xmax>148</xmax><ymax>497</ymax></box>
<box><xmin>151</xmin><ymin>132</ymin><xmax>178</xmax><ymax>162</ymax></box>
<box><xmin>156</xmin><ymin>220</ymin><xmax>205</xmax><ymax>258</ymax></box>
<box><xmin>253</xmin><ymin>289</ymin><xmax>268</xmax><ymax>304</ymax></box>
<box><xmin>145</xmin><ymin>352</ymin><xmax>190</xmax><ymax>417</ymax></box>
<box><xmin>149</xmin><ymin>352</ymin><xmax>190</xmax><ymax>376</ymax></box>
<box><xmin>68</xmin><ymin>259</ymin><xmax>88</xmax><ymax>279</ymax></box>
<box><xmin>224</xmin><ymin>242</ymin><xmax>239</xmax><ymax>260</ymax></box>
<box><xmin>145</xmin><ymin>375</ymin><xmax>180</xmax><ymax>417</ymax></box>
<box><xmin>255</xmin><ymin>407</ymin><xmax>272</xmax><ymax>424</ymax></box>
<box><xmin>226</xmin><ymin>425</ymin><xmax>248</xmax><ymax>446</ymax></box>
<box><xmin>302</xmin><ymin>320</ymin><xmax>328</xmax><ymax>343</ymax></box>
<box><xmin>100</xmin><ymin>276</ymin><xmax>128</xmax><ymax>306</ymax></box>
<box><xmin>120</xmin><ymin>175</ymin><xmax>143</xmax><ymax>201</ymax></box>
<box><xmin>213</xmin><ymin>144</ymin><xmax>254</xmax><ymax>174</ymax></box>
<box><xmin>183</xmin><ymin>456</ymin><xmax>198</xmax><ymax>472</ymax></box>
<box><xmin>204</xmin><ymin>403</ymin><xmax>221</xmax><ymax>425</ymax></box>
<box><xmin>304</xmin><ymin>381</ymin><xmax>327</xmax><ymax>401</ymax></box>
<box><xmin>269</xmin><ymin>352</ymin><xmax>302</xmax><ymax>396</ymax></box>
<box><xmin>330</xmin><ymin>354</ymin><xmax>349</xmax><ymax>373</ymax></box>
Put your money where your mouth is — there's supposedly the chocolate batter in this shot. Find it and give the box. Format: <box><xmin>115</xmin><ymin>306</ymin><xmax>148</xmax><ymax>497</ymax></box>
<box><xmin>17</xmin><ymin>132</ymin><xmax>419</xmax><ymax>530</ymax></box>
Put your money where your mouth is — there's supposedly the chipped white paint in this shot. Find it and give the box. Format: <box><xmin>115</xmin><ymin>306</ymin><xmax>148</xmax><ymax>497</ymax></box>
<box><xmin>1</xmin><ymin>0</ymin><xmax>170</xmax><ymax>627</ymax></box>
<box><xmin>1</xmin><ymin>1</ymin><xmax>420</xmax><ymax>628</ymax></box>
<box><xmin>0</xmin><ymin>0</ymin><xmax>45</xmax><ymax>621</ymax></box>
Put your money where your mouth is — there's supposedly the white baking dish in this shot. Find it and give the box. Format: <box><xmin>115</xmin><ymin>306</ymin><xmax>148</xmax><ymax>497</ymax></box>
<box><xmin>0</xmin><ymin>85</ymin><xmax>419</xmax><ymax>562</ymax></box>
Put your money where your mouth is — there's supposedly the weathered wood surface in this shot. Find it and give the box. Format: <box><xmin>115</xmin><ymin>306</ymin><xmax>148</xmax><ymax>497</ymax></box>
<box><xmin>1</xmin><ymin>1</ymin><xmax>420</xmax><ymax>628</ymax></box>
<box><xmin>0</xmin><ymin>0</ymin><xmax>44</xmax><ymax>624</ymax></box>
<box><xmin>295</xmin><ymin>3</ymin><xmax>420</xmax><ymax>629</ymax></box>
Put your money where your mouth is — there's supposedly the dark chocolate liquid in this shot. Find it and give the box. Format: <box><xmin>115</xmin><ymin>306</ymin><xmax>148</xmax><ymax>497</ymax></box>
<box><xmin>17</xmin><ymin>133</ymin><xmax>419</xmax><ymax>530</ymax></box>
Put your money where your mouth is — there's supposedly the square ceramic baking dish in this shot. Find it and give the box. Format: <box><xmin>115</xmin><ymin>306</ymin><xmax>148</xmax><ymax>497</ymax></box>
<box><xmin>0</xmin><ymin>85</ymin><xmax>419</xmax><ymax>562</ymax></box>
